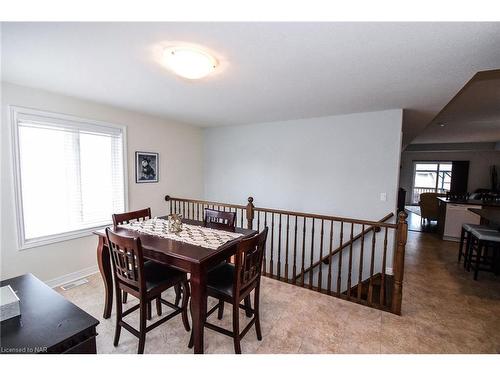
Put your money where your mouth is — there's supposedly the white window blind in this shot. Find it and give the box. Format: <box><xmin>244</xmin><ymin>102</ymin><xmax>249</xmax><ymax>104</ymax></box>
<box><xmin>13</xmin><ymin>108</ymin><xmax>126</xmax><ymax>248</ymax></box>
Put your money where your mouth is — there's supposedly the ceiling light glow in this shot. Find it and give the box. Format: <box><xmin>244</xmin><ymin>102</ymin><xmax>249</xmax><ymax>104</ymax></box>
<box><xmin>162</xmin><ymin>46</ymin><xmax>218</xmax><ymax>80</ymax></box>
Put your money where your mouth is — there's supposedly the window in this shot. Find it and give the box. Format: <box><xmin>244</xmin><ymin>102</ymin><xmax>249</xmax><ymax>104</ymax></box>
<box><xmin>412</xmin><ymin>161</ymin><xmax>452</xmax><ymax>203</ymax></box>
<box><xmin>11</xmin><ymin>107</ymin><xmax>127</xmax><ymax>249</ymax></box>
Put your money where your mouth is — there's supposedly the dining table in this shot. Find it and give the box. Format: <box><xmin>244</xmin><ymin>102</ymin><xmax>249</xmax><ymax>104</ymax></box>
<box><xmin>94</xmin><ymin>217</ymin><xmax>257</xmax><ymax>354</ymax></box>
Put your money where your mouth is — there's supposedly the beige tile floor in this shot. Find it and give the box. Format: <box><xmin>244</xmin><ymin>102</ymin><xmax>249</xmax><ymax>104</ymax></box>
<box><xmin>59</xmin><ymin>231</ymin><xmax>500</xmax><ymax>353</ymax></box>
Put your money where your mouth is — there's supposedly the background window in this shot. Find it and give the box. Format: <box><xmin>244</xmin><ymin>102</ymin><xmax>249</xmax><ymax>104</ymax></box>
<box><xmin>12</xmin><ymin>108</ymin><xmax>126</xmax><ymax>248</ymax></box>
<box><xmin>412</xmin><ymin>161</ymin><xmax>452</xmax><ymax>204</ymax></box>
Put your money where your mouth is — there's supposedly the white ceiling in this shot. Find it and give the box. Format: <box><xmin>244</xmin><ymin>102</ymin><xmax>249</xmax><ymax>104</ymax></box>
<box><xmin>2</xmin><ymin>22</ymin><xmax>500</xmax><ymax>146</ymax></box>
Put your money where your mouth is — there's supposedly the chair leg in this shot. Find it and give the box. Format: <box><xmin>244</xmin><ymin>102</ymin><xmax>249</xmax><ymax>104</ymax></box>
<box><xmin>122</xmin><ymin>291</ymin><xmax>128</xmax><ymax>304</ymax></box>
<box><xmin>113</xmin><ymin>287</ymin><xmax>123</xmax><ymax>346</ymax></box>
<box><xmin>147</xmin><ymin>301</ymin><xmax>152</xmax><ymax>320</ymax></box>
<box><xmin>474</xmin><ymin>241</ymin><xmax>484</xmax><ymax>281</ymax></box>
<box><xmin>138</xmin><ymin>300</ymin><xmax>147</xmax><ymax>354</ymax></box>
<box><xmin>244</xmin><ymin>295</ymin><xmax>252</xmax><ymax>318</ymax></box>
<box><xmin>232</xmin><ymin>304</ymin><xmax>241</xmax><ymax>354</ymax></box>
<box><xmin>156</xmin><ymin>297</ymin><xmax>162</xmax><ymax>316</ymax></box>
<box><xmin>254</xmin><ymin>286</ymin><xmax>262</xmax><ymax>341</ymax></box>
<box><xmin>174</xmin><ymin>284</ymin><xmax>181</xmax><ymax>307</ymax></box>
<box><xmin>217</xmin><ymin>300</ymin><xmax>224</xmax><ymax>320</ymax></box>
<box><xmin>459</xmin><ymin>228</ymin><xmax>466</xmax><ymax>262</ymax></box>
<box><xmin>181</xmin><ymin>280</ymin><xmax>191</xmax><ymax>332</ymax></box>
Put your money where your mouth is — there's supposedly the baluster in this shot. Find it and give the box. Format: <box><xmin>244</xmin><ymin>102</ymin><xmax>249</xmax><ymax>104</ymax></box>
<box><xmin>292</xmin><ymin>216</ymin><xmax>298</xmax><ymax>285</ymax></box>
<box><xmin>240</xmin><ymin>208</ymin><xmax>244</xmax><ymax>228</ymax></box>
<box><xmin>357</xmin><ymin>224</ymin><xmax>365</xmax><ymax>300</ymax></box>
<box><xmin>263</xmin><ymin>212</ymin><xmax>267</xmax><ymax>275</ymax></box>
<box><xmin>277</xmin><ymin>214</ymin><xmax>282</xmax><ymax>280</ymax></box>
<box><xmin>197</xmin><ymin>203</ymin><xmax>200</xmax><ymax>221</ymax></box>
<box><xmin>285</xmin><ymin>215</ymin><xmax>290</xmax><ymax>282</ymax></box>
<box><xmin>169</xmin><ymin>199</ymin><xmax>172</xmax><ymax>215</ymax></box>
<box><xmin>301</xmin><ymin>217</ymin><xmax>306</xmax><ymax>288</ymax></box>
<box><xmin>257</xmin><ymin>210</ymin><xmax>260</xmax><ymax>230</ymax></box>
<box><xmin>270</xmin><ymin>213</ymin><xmax>274</xmax><ymax>277</ymax></box>
<box><xmin>368</xmin><ymin>228</ymin><xmax>377</xmax><ymax>304</ymax></box>
<box><xmin>308</xmin><ymin>219</ymin><xmax>315</xmax><ymax>289</ymax></box>
<box><xmin>318</xmin><ymin>219</ymin><xmax>324</xmax><ymax>291</ymax></box>
<box><xmin>182</xmin><ymin>201</ymin><xmax>185</xmax><ymax>217</ymax></box>
<box><xmin>327</xmin><ymin>220</ymin><xmax>334</xmax><ymax>295</ymax></box>
<box><xmin>336</xmin><ymin>222</ymin><xmax>344</xmax><ymax>295</ymax></box>
<box><xmin>190</xmin><ymin>202</ymin><xmax>193</xmax><ymax>219</ymax></box>
<box><xmin>380</xmin><ymin>227</ymin><xmax>388</xmax><ymax>306</ymax></box>
<box><xmin>347</xmin><ymin>223</ymin><xmax>354</xmax><ymax>298</ymax></box>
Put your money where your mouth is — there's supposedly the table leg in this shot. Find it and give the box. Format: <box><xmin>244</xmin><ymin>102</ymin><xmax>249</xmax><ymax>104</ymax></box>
<box><xmin>97</xmin><ymin>236</ymin><xmax>113</xmax><ymax>319</ymax></box>
<box><xmin>190</xmin><ymin>265</ymin><xmax>207</xmax><ymax>354</ymax></box>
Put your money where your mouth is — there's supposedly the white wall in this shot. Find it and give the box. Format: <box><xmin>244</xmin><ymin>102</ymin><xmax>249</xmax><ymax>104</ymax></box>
<box><xmin>204</xmin><ymin>110</ymin><xmax>403</xmax><ymax>220</ymax></box>
<box><xmin>400</xmin><ymin>150</ymin><xmax>500</xmax><ymax>204</ymax></box>
<box><xmin>0</xmin><ymin>82</ymin><xmax>204</xmax><ymax>283</ymax></box>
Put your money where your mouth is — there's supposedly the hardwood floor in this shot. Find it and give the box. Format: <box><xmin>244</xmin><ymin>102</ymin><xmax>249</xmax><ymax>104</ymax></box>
<box><xmin>58</xmin><ymin>231</ymin><xmax>500</xmax><ymax>353</ymax></box>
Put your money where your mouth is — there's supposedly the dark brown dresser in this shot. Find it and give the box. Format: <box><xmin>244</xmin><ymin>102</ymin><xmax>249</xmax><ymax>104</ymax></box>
<box><xmin>1</xmin><ymin>273</ymin><xmax>99</xmax><ymax>354</ymax></box>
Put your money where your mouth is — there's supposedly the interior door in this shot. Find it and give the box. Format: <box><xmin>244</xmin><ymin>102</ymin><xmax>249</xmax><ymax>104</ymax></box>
<box><xmin>450</xmin><ymin>161</ymin><xmax>470</xmax><ymax>193</ymax></box>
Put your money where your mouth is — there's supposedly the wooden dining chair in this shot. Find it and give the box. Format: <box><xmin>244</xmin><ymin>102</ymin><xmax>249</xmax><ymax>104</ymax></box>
<box><xmin>203</xmin><ymin>208</ymin><xmax>251</xmax><ymax>319</ymax></box>
<box><xmin>188</xmin><ymin>227</ymin><xmax>268</xmax><ymax>354</ymax></box>
<box><xmin>204</xmin><ymin>208</ymin><xmax>236</xmax><ymax>231</ymax></box>
<box><xmin>106</xmin><ymin>228</ymin><xmax>190</xmax><ymax>354</ymax></box>
<box><xmin>112</xmin><ymin>208</ymin><xmax>152</xmax><ymax>305</ymax></box>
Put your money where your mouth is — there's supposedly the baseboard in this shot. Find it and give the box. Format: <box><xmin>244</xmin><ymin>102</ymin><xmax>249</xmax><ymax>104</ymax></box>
<box><xmin>442</xmin><ymin>235</ymin><xmax>460</xmax><ymax>243</ymax></box>
<box><xmin>45</xmin><ymin>265</ymin><xmax>99</xmax><ymax>289</ymax></box>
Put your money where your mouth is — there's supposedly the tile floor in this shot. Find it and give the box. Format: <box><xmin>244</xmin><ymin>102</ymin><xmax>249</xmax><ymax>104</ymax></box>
<box><xmin>59</xmin><ymin>231</ymin><xmax>500</xmax><ymax>353</ymax></box>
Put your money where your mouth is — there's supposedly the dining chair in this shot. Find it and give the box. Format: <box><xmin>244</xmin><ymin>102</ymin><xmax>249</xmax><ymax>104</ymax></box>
<box><xmin>203</xmin><ymin>208</ymin><xmax>251</xmax><ymax>319</ymax></box>
<box><xmin>105</xmin><ymin>228</ymin><xmax>191</xmax><ymax>354</ymax></box>
<box><xmin>113</xmin><ymin>208</ymin><xmax>151</xmax><ymax>306</ymax></box>
<box><xmin>188</xmin><ymin>227</ymin><xmax>268</xmax><ymax>354</ymax></box>
<box><xmin>204</xmin><ymin>208</ymin><xmax>236</xmax><ymax>230</ymax></box>
<box><xmin>112</xmin><ymin>207</ymin><xmax>152</xmax><ymax>228</ymax></box>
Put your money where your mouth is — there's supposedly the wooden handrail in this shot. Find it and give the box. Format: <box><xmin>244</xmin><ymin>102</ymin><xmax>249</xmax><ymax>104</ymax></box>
<box><xmin>254</xmin><ymin>206</ymin><xmax>397</xmax><ymax>229</ymax></box>
<box><xmin>165</xmin><ymin>195</ymin><xmax>247</xmax><ymax>210</ymax></box>
<box><xmin>294</xmin><ymin>212</ymin><xmax>394</xmax><ymax>281</ymax></box>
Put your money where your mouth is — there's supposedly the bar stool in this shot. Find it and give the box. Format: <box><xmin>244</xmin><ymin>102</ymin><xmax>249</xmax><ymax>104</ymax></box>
<box><xmin>468</xmin><ymin>227</ymin><xmax>500</xmax><ymax>280</ymax></box>
<box><xmin>459</xmin><ymin>223</ymin><xmax>497</xmax><ymax>268</ymax></box>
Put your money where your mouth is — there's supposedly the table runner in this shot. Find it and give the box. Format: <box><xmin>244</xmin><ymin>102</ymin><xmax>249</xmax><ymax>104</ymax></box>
<box><xmin>119</xmin><ymin>218</ymin><xmax>244</xmax><ymax>250</ymax></box>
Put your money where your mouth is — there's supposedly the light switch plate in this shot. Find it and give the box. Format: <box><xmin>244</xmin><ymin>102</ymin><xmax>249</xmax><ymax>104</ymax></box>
<box><xmin>380</xmin><ymin>192</ymin><xmax>387</xmax><ymax>201</ymax></box>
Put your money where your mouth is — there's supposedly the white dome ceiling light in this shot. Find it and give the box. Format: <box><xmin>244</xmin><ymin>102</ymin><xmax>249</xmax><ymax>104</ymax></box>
<box><xmin>162</xmin><ymin>46</ymin><xmax>218</xmax><ymax>80</ymax></box>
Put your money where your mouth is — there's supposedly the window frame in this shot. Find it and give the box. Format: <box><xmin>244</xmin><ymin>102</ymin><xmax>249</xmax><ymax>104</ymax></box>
<box><xmin>411</xmin><ymin>160</ymin><xmax>452</xmax><ymax>204</ymax></box>
<box><xmin>10</xmin><ymin>106</ymin><xmax>129</xmax><ymax>250</ymax></box>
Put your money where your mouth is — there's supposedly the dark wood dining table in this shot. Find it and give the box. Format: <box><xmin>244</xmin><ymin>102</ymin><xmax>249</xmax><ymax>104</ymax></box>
<box><xmin>94</xmin><ymin>218</ymin><xmax>257</xmax><ymax>354</ymax></box>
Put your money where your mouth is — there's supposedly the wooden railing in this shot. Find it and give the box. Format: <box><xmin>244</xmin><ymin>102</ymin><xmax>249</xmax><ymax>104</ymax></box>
<box><xmin>412</xmin><ymin>187</ymin><xmax>447</xmax><ymax>204</ymax></box>
<box><xmin>165</xmin><ymin>195</ymin><xmax>408</xmax><ymax>315</ymax></box>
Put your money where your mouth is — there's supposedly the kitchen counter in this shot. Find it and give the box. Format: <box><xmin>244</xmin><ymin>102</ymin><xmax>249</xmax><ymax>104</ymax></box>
<box><xmin>468</xmin><ymin>208</ymin><xmax>500</xmax><ymax>228</ymax></box>
<box><xmin>437</xmin><ymin>197</ymin><xmax>500</xmax><ymax>208</ymax></box>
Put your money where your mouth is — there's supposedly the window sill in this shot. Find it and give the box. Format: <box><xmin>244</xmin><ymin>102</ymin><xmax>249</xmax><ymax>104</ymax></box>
<box><xmin>18</xmin><ymin>223</ymin><xmax>111</xmax><ymax>251</ymax></box>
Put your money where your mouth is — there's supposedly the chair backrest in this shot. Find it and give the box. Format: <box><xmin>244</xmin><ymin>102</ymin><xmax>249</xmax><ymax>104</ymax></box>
<box><xmin>233</xmin><ymin>227</ymin><xmax>268</xmax><ymax>296</ymax></box>
<box><xmin>112</xmin><ymin>208</ymin><xmax>152</xmax><ymax>228</ymax></box>
<box><xmin>204</xmin><ymin>208</ymin><xmax>236</xmax><ymax>230</ymax></box>
<box><xmin>419</xmin><ymin>193</ymin><xmax>443</xmax><ymax>219</ymax></box>
<box><xmin>105</xmin><ymin>228</ymin><xmax>145</xmax><ymax>293</ymax></box>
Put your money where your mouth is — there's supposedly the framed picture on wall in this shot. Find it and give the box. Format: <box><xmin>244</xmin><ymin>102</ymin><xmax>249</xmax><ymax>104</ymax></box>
<box><xmin>135</xmin><ymin>151</ymin><xmax>159</xmax><ymax>183</ymax></box>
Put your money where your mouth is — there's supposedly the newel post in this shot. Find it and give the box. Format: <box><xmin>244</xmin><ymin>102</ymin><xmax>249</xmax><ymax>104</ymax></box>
<box><xmin>391</xmin><ymin>211</ymin><xmax>408</xmax><ymax>315</ymax></box>
<box><xmin>246</xmin><ymin>197</ymin><xmax>255</xmax><ymax>229</ymax></box>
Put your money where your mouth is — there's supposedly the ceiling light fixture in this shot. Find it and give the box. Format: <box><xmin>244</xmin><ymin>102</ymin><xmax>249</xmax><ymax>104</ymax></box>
<box><xmin>162</xmin><ymin>46</ymin><xmax>218</xmax><ymax>80</ymax></box>
<box><xmin>439</xmin><ymin>123</ymin><xmax>445</xmax><ymax>127</ymax></box>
